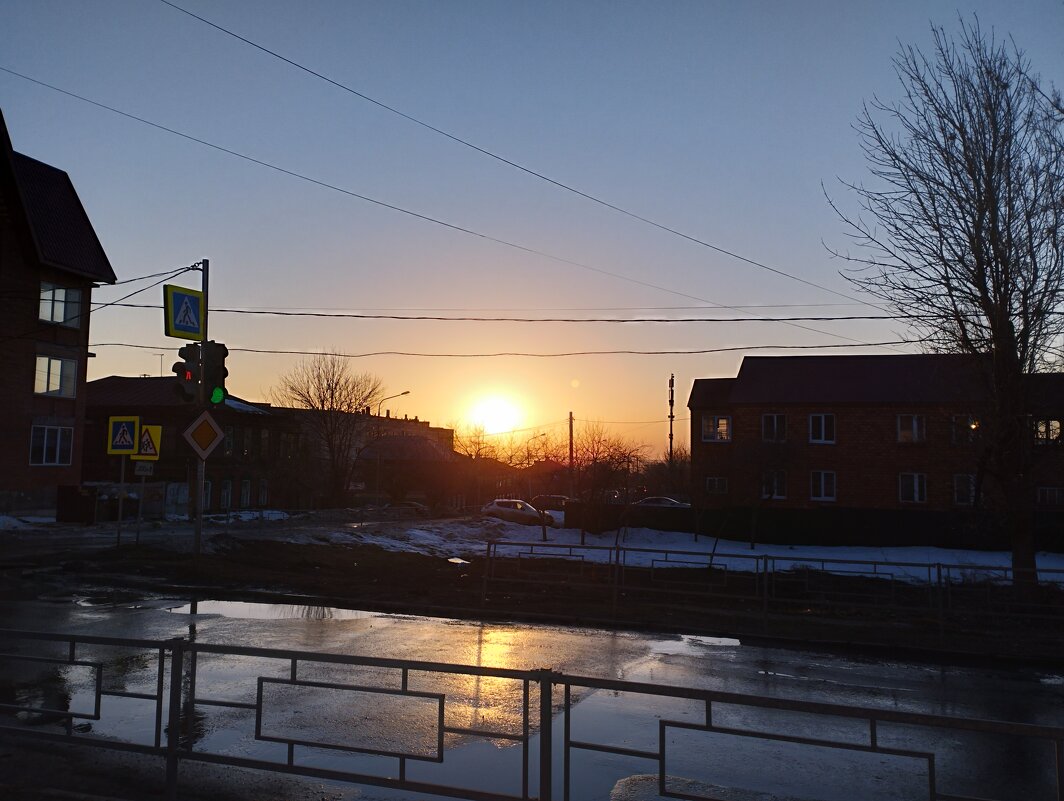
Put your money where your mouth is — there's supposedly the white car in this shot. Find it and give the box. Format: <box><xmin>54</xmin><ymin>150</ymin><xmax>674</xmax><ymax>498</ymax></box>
<box><xmin>480</xmin><ymin>499</ymin><xmax>554</xmax><ymax>526</ymax></box>
<box><xmin>632</xmin><ymin>496</ymin><xmax>691</xmax><ymax>508</ymax></box>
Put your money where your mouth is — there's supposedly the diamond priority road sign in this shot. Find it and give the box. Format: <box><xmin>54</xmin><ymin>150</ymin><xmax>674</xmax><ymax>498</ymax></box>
<box><xmin>183</xmin><ymin>411</ymin><xmax>224</xmax><ymax>460</ymax></box>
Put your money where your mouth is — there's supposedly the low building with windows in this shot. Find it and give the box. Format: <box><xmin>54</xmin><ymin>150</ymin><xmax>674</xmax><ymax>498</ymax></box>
<box><xmin>0</xmin><ymin>109</ymin><xmax>117</xmax><ymax>511</ymax></box>
<box><xmin>688</xmin><ymin>354</ymin><xmax>1063</xmax><ymax>546</ymax></box>
<box><xmin>83</xmin><ymin>377</ymin><xmax>306</xmax><ymax>517</ymax></box>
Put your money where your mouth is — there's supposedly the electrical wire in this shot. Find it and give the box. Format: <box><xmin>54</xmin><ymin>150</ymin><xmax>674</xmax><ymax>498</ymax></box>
<box><xmin>0</xmin><ymin>66</ymin><xmax>899</xmax><ymax>351</ymax></box>
<box><xmin>157</xmin><ymin>0</ymin><xmax>881</xmax><ymax>310</ymax></box>
<box><xmin>90</xmin><ymin>340</ymin><xmax>916</xmax><ymax>358</ymax></box>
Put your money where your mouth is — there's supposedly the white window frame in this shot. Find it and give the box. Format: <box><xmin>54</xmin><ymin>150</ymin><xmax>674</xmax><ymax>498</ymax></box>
<box><xmin>258</xmin><ymin>479</ymin><xmax>269</xmax><ymax>506</ymax></box>
<box><xmin>29</xmin><ymin>425</ymin><xmax>73</xmax><ymax>466</ymax></box>
<box><xmin>1034</xmin><ymin>419</ymin><xmax>1062</xmax><ymax>445</ymax></box>
<box><xmin>240</xmin><ymin>479</ymin><xmax>251</xmax><ymax>508</ymax></box>
<box><xmin>897</xmin><ymin>414</ymin><xmax>927</xmax><ymax>443</ymax></box>
<box><xmin>899</xmin><ymin>472</ymin><xmax>927</xmax><ymax>504</ymax></box>
<box><xmin>1036</xmin><ymin>487</ymin><xmax>1063</xmax><ymax>507</ymax></box>
<box><xmin>220</xmin><ymin>480</ymin><xmax>232</xmax><ymax>510</ymax></box>
<box><xmin>809</xmin><ymin>413</ymin><xmax>836</xmax><ymax>444</ymax></box>
<box><xmin>761</xmin><ymin>470</ymin><xmax>786</xmax><ymax>500</ymax></box>
<box><xmin>762</xmin><ymin>413</ymin><xmax>786</xmax><ymax>442</ymax></box>
<box><xmin>202</xmin><ymin>480</ymin><xmax>212</xmax><ymax>512</ymax></box>
<box><xmin>34</xmin><ymin>355</ymin><xmax>77</xmax><ymax>398</ymax></box>
<box><xmin>39</xmin><ymin>282</ymin><xmax>82</xmax><ymax>327</ymax></box>
<box><xmin>953</xmin><ymin>474</ymin><xmax>976</xmax><ymax>506</ymax></box>
<box><xmin>951</xmin><ymin>415</ymin><xmax>981</xmax><ymax>444</ymax></box>
<box><xmin>810</xmin><ymin>470</ymin><xmax>836</xmax><ymax>502</ymax></box>
<box><xmin>702</xmin><ymin>414</ymin><xmax>732</xmax><ymax>443</ymax></box>
<box><xmin>704</xmin><ymin>476</ymin><xmax>728</xmax><ymax>494</ymax></box>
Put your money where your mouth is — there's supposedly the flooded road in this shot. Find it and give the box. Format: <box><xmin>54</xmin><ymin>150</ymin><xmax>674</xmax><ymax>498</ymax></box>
<box><xmin>1</xmin><ymin>596</ymin><xmax>1061</xmax><ymax>800</ymax></box>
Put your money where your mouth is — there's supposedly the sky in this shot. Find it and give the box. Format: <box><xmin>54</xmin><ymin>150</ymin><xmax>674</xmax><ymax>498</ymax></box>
<box><xmin>3</xmin><ymin>1</ymin><xmax>1063</xmax><ymax>450</ymax></box>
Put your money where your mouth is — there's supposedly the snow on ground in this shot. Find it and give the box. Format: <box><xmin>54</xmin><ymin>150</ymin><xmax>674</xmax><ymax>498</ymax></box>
<box><xmin>0</xmin><ymin>515</ymin><xmax>34</xmax><ymax>530</ymax></box>
<box><xmin>218</xmin><ymin>514</ymin><xmax>1064</xmax><ymax>583</ymax></box>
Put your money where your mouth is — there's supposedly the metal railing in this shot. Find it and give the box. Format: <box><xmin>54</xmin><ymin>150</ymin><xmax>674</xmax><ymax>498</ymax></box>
<box><xmin>483</xmin><ymin>540</ymin><xmax>1064</xmax><ymax>631</ymax></box>
<box><xmin>1</xmin><ymin>629</ymin><xmax>1062</xmax><ymax>800</ymax></box>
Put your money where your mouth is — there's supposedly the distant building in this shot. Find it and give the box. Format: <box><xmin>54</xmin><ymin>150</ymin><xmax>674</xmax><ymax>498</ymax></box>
<box><xmin>688</xmin><ymin>354</ymin><xmax>1064</xmax><ymax>546</ymax></box>
<box><xmin>0</xmin><ymin>109</ymin><xmax>117</xmax><ymax>512</ymax></box>
<box><xmin>84</xmin><ymin>377</ymin><xmax>305</xmax><ymax>516</ymax></box>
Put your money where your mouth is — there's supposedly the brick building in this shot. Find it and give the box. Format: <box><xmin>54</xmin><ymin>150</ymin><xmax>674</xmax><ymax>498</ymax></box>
<box><xmin>688</xmin><ymin>354</ymin><xmax>1064</xmax><ymax>546</ymax></box>
<box><xmin>83</xmin><ymin>377</ymin><xmax>306</xmax><ymax>515</ymax></box>
<box><xmin>0</xmin><ymin>109</ymin><xmax>117</xmax><ymax>512</ymax></box>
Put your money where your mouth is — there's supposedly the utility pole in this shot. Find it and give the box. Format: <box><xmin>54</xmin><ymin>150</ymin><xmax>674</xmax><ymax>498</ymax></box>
<box><xmin>668</xmin><ymin>373</ymin><xmax>675</xmax><ymax>465</ymax></box>
<box><xmin>193</xmin><ymin>259</ymin><xmax>209</xmax><ymax>558</ymax></box>
<box><xmin>568</xmin><ymin>411</ymin><xmax>574</xmax><ymax>498</ymax></box>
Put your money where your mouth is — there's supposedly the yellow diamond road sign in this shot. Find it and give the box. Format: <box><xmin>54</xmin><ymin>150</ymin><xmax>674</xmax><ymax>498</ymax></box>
<box><xmin>183</xmin><ymin>411</ymin><xmax>224</xmax><ymax>460</ymax></box>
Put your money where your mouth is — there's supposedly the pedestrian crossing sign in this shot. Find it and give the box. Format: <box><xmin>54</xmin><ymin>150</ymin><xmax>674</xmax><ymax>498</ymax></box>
<box><xmin>107</xmin><ymin>416</ymin><xmax>140</xmax><ymax>455</ymax></box>
<box><xmin>164</xmin><ymin>284</ymin><xmax>205</xmax><ymax>340</ymax></box>
<box><xmin>130</xmin><ymin>425</ymin><xmax>162</xmax><ymax>462</ymax></box>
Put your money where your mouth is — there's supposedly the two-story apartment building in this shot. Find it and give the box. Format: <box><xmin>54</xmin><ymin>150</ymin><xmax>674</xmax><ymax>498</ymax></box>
<box><xmin>689</xmin><ymin>354</ymin><xmax>1063</xmax><ymax>546</ymax></box>
<box><xmin>0</xmin><ymin>110</ymin><xmax>117</xmax><ymax>512</ymax></box>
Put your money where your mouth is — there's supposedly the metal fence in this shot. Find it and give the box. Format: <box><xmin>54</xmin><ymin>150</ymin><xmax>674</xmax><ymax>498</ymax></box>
<box><xmin>1</xmin><ymin>629</ymin><xmax>1062</xmax><ymax>800</ymax></box>
<box><xmin>482</xmin><ymin>539</ymin><xmax>1064</xmax><ymax>630</ymax></box>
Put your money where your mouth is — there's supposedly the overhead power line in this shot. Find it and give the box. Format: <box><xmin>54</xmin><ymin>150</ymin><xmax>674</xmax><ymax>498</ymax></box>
<box><xmin>157</xmin><ymin>0</ymin><xmax>879</xmax><ymax>310</ymax></box>
<box><xmin>2</xmin><ymin>66</ymin><xmax>896</xmax><ymax>351</ymax></box>
<box><xmin>101</xmin><ymin>302</ymin><xmax>913</xmax><ymax>323</ymax></box>
<box><xmin>91</xmin><ymin>340</ymin><xmax>916</xmax><ymax>358</ymax></box>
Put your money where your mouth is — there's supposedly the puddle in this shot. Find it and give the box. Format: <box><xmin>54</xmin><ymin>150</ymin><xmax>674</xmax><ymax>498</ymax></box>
<box><xmin>648</xmin><ymin>634</ymin><xmax>741</xmax><ymax>656</ymax></box>
<box><xmin>168</xmin><ymin>600</ymin><xmax>382</xmax><ymax>621</ymax></box>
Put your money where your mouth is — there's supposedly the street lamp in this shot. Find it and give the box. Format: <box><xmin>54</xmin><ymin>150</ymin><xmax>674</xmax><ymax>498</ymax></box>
<box><xmin>377</xmin><ymin>390</ymin><xmax>410</xmax><ymax>417</ymax></box>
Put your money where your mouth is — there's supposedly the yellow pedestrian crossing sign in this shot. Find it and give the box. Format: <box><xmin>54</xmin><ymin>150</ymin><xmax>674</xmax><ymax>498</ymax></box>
<box><xmin>164</xmin><ymin>284</ymin><xmax>205</xmax><ymax>340</ymax></box>
<box><xmin>107</xmin><ymin>416</ymin><xmax>140</xmax><ymax>455</ymax></box>
<box><xmin>130</xmin><ymin>425</ymin><xmax>162</xmax><ymax>462</ymax></box>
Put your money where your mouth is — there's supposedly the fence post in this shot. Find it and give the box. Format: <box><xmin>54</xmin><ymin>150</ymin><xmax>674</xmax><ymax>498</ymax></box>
<box><xmin>539</xmin><ymin>671</ymin><xmax>553</xmax><ymax>801</ymax></box>
<box><xmin>165</xmin><ymin>638</ymin><xmax>185</xmax><ymax>801</ymax></box>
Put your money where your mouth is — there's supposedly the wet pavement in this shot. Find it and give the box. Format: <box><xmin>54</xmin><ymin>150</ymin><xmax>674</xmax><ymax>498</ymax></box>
<box><xmin>1</xmin><ymin>595</ymin><xmax>1062</xmax><ymax>800</ymax></box>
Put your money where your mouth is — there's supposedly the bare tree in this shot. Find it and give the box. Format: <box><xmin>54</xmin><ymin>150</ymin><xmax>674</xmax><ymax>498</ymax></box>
<box><xmin>272</xmin><ymin>353</ymin><xmax>383</xmax><ymax>505</ymax></box>
<box><xmin>829</xmin><ymin>19</ymin><xmax>1064</xmax><ymax>579</ymax></box>
<box><xmin>573</xmin><ymin>422</ymin><xmax>648</xmax><ymax>502</ymax></box>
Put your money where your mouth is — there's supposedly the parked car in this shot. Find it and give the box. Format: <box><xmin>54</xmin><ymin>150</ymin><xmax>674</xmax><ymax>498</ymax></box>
<box><xmin>632</xmin><ymin>496</ymin><xmax>691</xmax><ymax>508</ymax></box>
<box><xmin>530</xmin><ymin>495</ymin><xmax>570</xmax><ymax>512</ymax></box>
<box><xmin>381</xmin><ymin>501</ymin><xmax>430</xmax><ymax>518</ymax></box>
<box><xmin>481</xmin><ymin>499</ymin><xmax>554</xmax><ymax>526</ymax></box>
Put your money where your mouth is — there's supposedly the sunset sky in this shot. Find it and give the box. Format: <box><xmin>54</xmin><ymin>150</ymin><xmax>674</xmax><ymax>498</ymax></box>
<box><xmin>3</xmin><ymin>1</ymin><xmax>1062</xmax><ymax>450</ymax></box>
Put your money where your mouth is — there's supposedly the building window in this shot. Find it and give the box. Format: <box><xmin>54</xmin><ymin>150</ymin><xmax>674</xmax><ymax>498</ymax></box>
<box><xmin>34</xmin><ymin>356</ymin><xmax>77</xmax><ymax>398</ymax></box>
<box><xmin>258</xmin><ymin>479</ymin><xmax>269</xmax><ymax>506</ymax></box>
<box><xmin>240</xmin><ymin>479</ymin><xmax>251</xmax><ymax>508</ymax></box>
<box><xmin>29</xmin><ymin>425</ymin><xmax>73</xmax><ymax>466</ymax></box>
<box><xmin>705</xmin><ymin>476</ymin><xmax>728</xmax><ymax>494</ymax></box>
<box><xmin>224</xmin><ymin>426</ymin><xmax>234</xmax><ymax>457</ymax></box>
<box><xmin>39</xmin><ymin>282</ymin><xmax>82</xmax><ymax>327</ymax></box>
<box><xmin>809</xmin><ymin>413</ymin><xmax>835</xmax><ymax>444</ymax></box>
<box><xmin>951</xmin><ymin>415</ymin><xmax>980</xmax><ymax>444</ymax></box>
<box><xmin>202</xmin><ymin>480</ymin><xmax>212</xmax><ymax>512</ymax></box>
<box><xmin>899</xmin><ymin>473</ymin><xmax>927</xmax><ymax>503</ymax></box>
<box><xmin>260</xmin><ymin>429</ymin><xmax>270</xmax><ymax>458</ymax></box>
<box><xmin>810</xmin><ymin>470</ymin><xmax>836</xmax><ymax>501</ymax></box>
<box><xmin>702</xmin><ymin>414</ymin><xmax>732</xmax><ymax>442</ymax></box>
<box><xmin>761</xmin><ymin>470</ymin><xmax>786</xmax><ymax>499</ymax></box>
<box><xmin>220</xmin><ymin>480</ymin><xmax>232</xmax><ymax>510</ymax></box>
<box><xmin>1034</xmin><ymin>419</ymin><xmax>1062</xmax><ymax>445</ymax></box>
<box><xmin>762</xmin><ymin>414</ymin><xmax>786</xmax><ymax>442</ymax></box>
<box><xmin>1037</xmin><ymin>487</ymin><xmax>1063</xmax><ymax>507</ymax></box>
<box><xmin>953</xmin><ymin>474</ymin><xmax>976</xmax><ymax>506</ymax></box>
<box><xmin>897</xmin><ymin>414</ymin><xmax>927</xmax><ymax>443</ymax></box>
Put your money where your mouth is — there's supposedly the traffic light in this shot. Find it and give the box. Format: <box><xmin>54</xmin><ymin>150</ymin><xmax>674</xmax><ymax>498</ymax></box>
<box><xmin>202</xmin><ymin>341</ymin><xmax>229</xmax><ymax>405</ymax></box>
<box><xmin>172</xmin><ymin>343</ymin><xmax>201</xmax><ymax>402</ymax></box>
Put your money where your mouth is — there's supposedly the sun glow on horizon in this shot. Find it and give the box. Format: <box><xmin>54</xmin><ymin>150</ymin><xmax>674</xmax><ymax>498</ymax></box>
<box><xmin>467</xmin><ymin>395</ymin><xmax>524</xmax><ymax>435</ymax></box>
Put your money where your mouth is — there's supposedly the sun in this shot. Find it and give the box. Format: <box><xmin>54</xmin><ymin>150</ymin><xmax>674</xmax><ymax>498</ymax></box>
<box><xmin>468</xmin><ymin>395</ymin><xmax>523</xmax><ymax>435</ymax></box>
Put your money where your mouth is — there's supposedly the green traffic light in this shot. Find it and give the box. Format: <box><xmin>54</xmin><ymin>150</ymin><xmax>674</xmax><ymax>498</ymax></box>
<box><xmin>209</xmin><ymin>386</ymin><xmax>226</xmax><ymax>404</ymax></box>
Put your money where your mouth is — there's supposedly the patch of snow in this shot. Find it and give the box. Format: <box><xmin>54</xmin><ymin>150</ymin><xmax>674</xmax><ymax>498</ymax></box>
<box><xmin>0</xmin><ymin>515</ymin><xmax>32</xmax><ymax>530</ymax></box>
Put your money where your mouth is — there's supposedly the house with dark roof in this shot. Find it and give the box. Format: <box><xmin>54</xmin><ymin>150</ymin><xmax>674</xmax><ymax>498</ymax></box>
<box><xmin>83</xmin><ymin>377</ymin><xmax>307</xmax><ymax>515</ymax></box>
<box><xmin>688</xmin><ymin>354</ymin><xmax>1064</xmax><ymax>546</ymax></box>
<box><xmin>0</xmin><ymin>109</ymin><xmax>117</xmax><ymax>512</ymax></box>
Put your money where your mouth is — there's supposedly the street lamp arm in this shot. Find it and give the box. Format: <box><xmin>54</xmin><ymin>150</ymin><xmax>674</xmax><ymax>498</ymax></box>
<box><xmin>377</xmin><ymin>390</ymin><xmax>411</xmax><ymax>416</ymax></box>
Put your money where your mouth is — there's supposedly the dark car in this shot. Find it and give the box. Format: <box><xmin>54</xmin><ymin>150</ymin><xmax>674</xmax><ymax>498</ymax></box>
<box><xmin>530</xmin><ymin>495</ymin><xmax>570</xmax><ymax>512</ymax></box>
<box><xmin>632</xmin><ymin>496</ymin><xmax>691</xmax><ymax>508</ymax></box>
